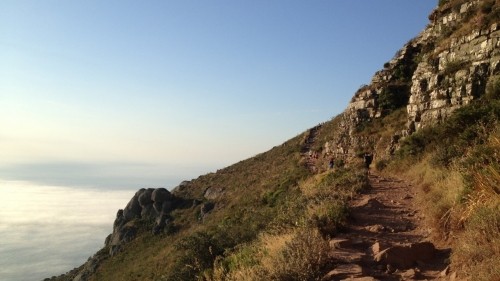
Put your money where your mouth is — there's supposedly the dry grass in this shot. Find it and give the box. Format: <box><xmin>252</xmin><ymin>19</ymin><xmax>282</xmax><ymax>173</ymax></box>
<box><xmin>209</xmin><ymin>229</ymin><xmax>331</xmax><ymax>281</ymax></box>
<box><xmin>386</xmin><ymin>157</ymin><xmax>463</xmax><ymax>239</ymax></box>
<box><xmin>385</xmin><ymin>118</ymin><xmax>500</xmax><ymax>280</ymax></box>
<box><xmin>452</xmin><ymin>201</ymin><xmax>500</xmax><ymax>281</ymax></box>
<box><xmin>450</xmin><ymin>132</ymin><xmax>500</xmax><ymax>280</ymax></box>
<box><xmin>433</xmin><ymin>0</ymin><xmax>500</xmax><ymax>54</ymax></box>
<box><xmin>205</xmin><ymin>167</ymin><xmax>368</xmax><ymax>281</ymax></box>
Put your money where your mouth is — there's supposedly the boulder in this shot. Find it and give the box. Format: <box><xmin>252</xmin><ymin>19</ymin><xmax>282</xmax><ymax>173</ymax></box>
<box><xmin>329</xmin><ymin>238</ymin><xmax>352</xmax><ymax>249</ymax></box>
<box><xmin>171</xmin><ymin>180</ymin><xmax>190</xmax><ymax>193</ymax></box>
<box><xmin>373</xmin><ymin>242</ymin><xmax>436</xmax><ymax>269</ymax></box>
<box><xmin>138</xmin><ymin>188</ymin><xmax>154</xmax><ymax>206</ymax></box>
<box><xmin>370</xmin><ymin>241</ymin><xmax>390</xmax><ymax>256</ymax></box>
<box><xmin>123</xmin><ymin>191</ymin><xmax>143</xmax><ymax>220</ymax></box>
<box><xmin>152</xmin><ymin>188</ymin><xmax>171</xmax><ymax>203</ymax></box>
<box><xmin>355</xmin><ymin>198</ymin><xmax>385</xmax><ymax>209</ymax></box>
<box><xmin>204</xmin><ymin>186</ymin><xmax>225</xmax><ymax>200</ymax></box>
<box><xmin>366</xmin><ymin>224</ymin><xmax>385</xmax><ymax>233</ymax></box>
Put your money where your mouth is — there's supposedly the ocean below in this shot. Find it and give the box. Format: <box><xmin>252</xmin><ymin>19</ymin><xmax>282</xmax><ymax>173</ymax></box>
<box><xmin>0</xmin><ymin>180</ymin><xmax>136</xmax><ymax>281</ymax></box>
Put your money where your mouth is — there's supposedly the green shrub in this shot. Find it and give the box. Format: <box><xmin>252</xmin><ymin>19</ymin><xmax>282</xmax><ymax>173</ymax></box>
<box><xmin>397</xmin><ymin>129</ymin><xmax>430</xmax><ymax>158</ymax></box>
<box><xmin>431</xmin><ymin>145</ymin><xmax>460</xmax><ymax>167</ymax></box>
<box><xmin>262</xmin><ymin>188</ymin><xmax>286</xmax><ymax>207</ymax></box>
<box><xmin>311</xmin><ymin>200</ymin><xmax>349</xmax><ymax>237</ymax></box>
<box><xmin>167</xmin><ymin>231</ymin><xmax>226</xmax><ymax>280</ymax></box>
<box><xmin>485</xmin><ymin>75</ymin><xmax>500</xmax><ymax>100</ymax></box>
<box><xmin>375</xmin><ymin>159</ymin><xmax>389</xmax><ymax>171</ymax></box>
<box><xmin>378</xmin><ymin>84</ymin><xmax>410</xmax><ymax>115</ymax></box>
<box><xmin>213</xmin><ymin>243</ymin><xmax>260</xmax><ymax>277</ymax></box>
<box><xmin>398</xmin><ymin>101</ymin><xmax>500</xmax><ymax>162</ymax></box>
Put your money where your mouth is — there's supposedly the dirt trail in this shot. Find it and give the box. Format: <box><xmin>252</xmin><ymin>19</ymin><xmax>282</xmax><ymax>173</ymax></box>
<box><xmin>324</xmin><ymin>173</ymin><xmax>451</xmax><ymax>281</ymax></box>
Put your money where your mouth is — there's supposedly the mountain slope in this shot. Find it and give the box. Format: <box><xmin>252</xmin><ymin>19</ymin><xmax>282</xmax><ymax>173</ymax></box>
<box><xmin>49</xmin><ymin>1</ymin><xmax>500</xmax><ymax>280</ymax></box>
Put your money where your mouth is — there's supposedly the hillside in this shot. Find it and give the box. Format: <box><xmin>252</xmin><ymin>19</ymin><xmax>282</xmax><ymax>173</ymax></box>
<box><xmin>48</xmin><ymin>1</ymin><xmax>500</xmax><ymax>280</ymax></box>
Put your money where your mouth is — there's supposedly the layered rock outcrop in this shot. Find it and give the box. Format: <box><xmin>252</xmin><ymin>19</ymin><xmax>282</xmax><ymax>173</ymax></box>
<box><xmin>325</xmin><ymin>0</ymin><xmax>500</xmax><ymax>162</ymax></box>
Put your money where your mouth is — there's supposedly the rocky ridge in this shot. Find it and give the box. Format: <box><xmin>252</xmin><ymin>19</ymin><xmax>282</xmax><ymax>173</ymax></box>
<box><xmin>325</xmin><ymin>0</ymin><xmax>500</xmax><ymax>162</ymax></box>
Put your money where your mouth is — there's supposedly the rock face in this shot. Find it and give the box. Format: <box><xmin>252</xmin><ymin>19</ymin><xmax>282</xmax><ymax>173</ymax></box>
<box><xmin>107</xmin><ymin>188</ymin><xmax>179</xmax><ymax>255</ymax></box>
<box><xmin>407</xmin><ymin>18</ymin><xmax>500</xmax><ymax>133</ymax></box>
<box><xmin>69</xmin><ymin>188</ymin><xmax>185</xmax><ymax>281</ymax></box>
<box><xmin>324</xmin><ymin>0</ymin><xmax>500</xmax><ymax>163</ymax></box>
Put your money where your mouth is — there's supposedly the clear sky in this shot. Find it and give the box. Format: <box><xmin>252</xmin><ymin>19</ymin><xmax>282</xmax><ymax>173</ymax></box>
<box><xmin>1</xmin><ymin>1</ymin><xmax>437</xmax><ymax>189</ymax></box>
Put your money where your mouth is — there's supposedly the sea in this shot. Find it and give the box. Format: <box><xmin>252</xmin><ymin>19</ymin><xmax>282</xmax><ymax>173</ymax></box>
<box><xmin>0</xmin><ymin>179</ymin><xmax>138</xmax><ymax>281</ymax></box>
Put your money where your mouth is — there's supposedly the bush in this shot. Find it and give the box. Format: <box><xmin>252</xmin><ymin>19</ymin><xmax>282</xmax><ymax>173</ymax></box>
<box><xmin>378</xmin><ymin>84</ymin><xmax>410</xmax><ymax>115</ymax></box>
<box><xmin>262</xmin><ymin>188</ymin><xmax>286</xmax><ymax>207</ymax></box>
<box><xmin>265</xmin><ymin>229</ymin><xmax>331</xmax><ymax>281</ymax></box>
<box><xmin>432</xmin><ymin>145</ymin><xmax>461</xmax><ymax>167</ymax></box>
<box><xmin>167</xmin><ymin>231</ymin><xmax>226</xmax><ymax>280</ymax></box>
<box><xmin>375</xmin><ymin>159</ymin><xmax>389</xmax><ymax>171</ymax></box>
<box><xmin>485</xmin><ymin>75</ymin><xmax>500</xmax><ymax>100</ymax></box>
<box><xmin>311</xmin><ymin>200</ymin><xmax>349</xmax><ymax>237</ymax></box>
<box><xmin>398</xmin><ymin>101</ymin><xmax>500</xmax><ymax>162</ymax></box>
<box><xmin>397</xmin><ymin>129</ymin><xmax>430</xmax><ymax>158</ymax></box>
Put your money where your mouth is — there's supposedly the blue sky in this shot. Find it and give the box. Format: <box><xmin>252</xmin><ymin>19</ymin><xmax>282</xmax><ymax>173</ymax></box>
<box><xmin>1</xmin><ymin>1</ymin><xmax>437</xmax><ymax>188</ymax></box>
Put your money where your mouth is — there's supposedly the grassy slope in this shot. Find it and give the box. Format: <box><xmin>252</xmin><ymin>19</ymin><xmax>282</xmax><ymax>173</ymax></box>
<box><xmin>379</xmin><ymin>98</ymin><xmax>500</xmax><ymax>281</ymax></box>
<box><xmin>61</xmin><ymin>2</ymin><xmax>500</xmax><ymax>280</ymax></box>
<box><xmin>91</xmin><ymin>96</ymin><xmax>500</xmax><ymax>280</ymax></box>
<box><xmin>85</xmin><ymin>120</ymin><xmax>369</xmax><ymax>281</ymax></box>
<box><xmin>83</xmin><ymin>94</ymin><xmax>498</xmax><ymax>281</ymax></box>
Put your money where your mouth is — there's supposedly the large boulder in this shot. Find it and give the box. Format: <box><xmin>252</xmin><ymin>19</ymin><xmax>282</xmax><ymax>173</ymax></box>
<box><xmin>138</xmin><ymin>188</ymin><xmax>156</xmax><ymax>218</ymax></box>
<box><xmin>152</xmin><ymin>188</ymin><xmax>171</xmax><ymax>203</ymax></box>
<box><xmin>203</xmin><ymin>186</ymin><xmax>225</xmax><ymax>200</ymax></box>
<box><xmin>107</xmin><ymin>187</ymin><xmax>181</xmax><ymax>255</ymax></box>
<box><xmin>123</xmin><ymin>189</ymin><xmax>144</xmax><ymax>220</ymax></box>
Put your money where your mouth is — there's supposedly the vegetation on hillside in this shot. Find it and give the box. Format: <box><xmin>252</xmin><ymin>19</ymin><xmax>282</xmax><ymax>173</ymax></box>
<box><xmin>49</xmin><ymin>120</ymin><xmax>367</xmax><ymax>281</ymax></box>
<box><xmin>49</xmin><ymin>2</ymin><xmax>500</xmax><ymax>280</ymax></box>
<box><xmin>434</xmin><ymin>0</ymin><xmax>500</xmax><ymax>41</ymax></box>
<box><xmin>375</xmin><ymin>84</ymin><xmax>500</xmax><ymax>280</ymax></box>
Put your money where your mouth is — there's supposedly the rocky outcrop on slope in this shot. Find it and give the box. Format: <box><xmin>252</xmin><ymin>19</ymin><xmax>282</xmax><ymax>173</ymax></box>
<box><xmin>324</xmin><ymin>0</ymin><xmax>500</xmax><ymax>163</ymax></box>
<box><xmin>105</xmin><ymin>188</ymin><xmax>180</xmax><ymax>256</ymax></box>
<box><xmin>407</xmin><ymin>25</ymin><xmax>500</xmax><ymax>133</ymax></box>
<box><xmin>59</xmin><ymin>188</ymin><xmax>188</xmax><ymax>281</ymax></box>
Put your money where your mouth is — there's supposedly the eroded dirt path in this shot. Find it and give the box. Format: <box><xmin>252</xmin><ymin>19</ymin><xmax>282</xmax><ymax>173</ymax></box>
<box><xmin>324</xmin><ymin>173</ymin><xmax>451</xmax><ymax>281</ymax></box>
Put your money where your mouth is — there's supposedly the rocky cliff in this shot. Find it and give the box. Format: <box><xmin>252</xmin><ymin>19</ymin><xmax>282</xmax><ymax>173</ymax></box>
<box><xmin>325</xmin><ymin>0</ymin><xmax>500</xmax><ymax>162</ymax></box>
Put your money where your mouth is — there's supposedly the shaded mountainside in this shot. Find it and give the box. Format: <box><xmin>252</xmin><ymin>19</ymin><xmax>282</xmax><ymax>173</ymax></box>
<box><xmin>49</xmin><ymin>1</ymin><xmax>500</xmax><ymax>280</ymax></box>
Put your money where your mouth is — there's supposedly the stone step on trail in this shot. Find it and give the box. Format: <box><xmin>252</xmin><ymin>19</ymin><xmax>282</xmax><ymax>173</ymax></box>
<box><xmin>321</xmin><ymin>174</ymin><xmax>451</xmax><ymax>281</ymax></box>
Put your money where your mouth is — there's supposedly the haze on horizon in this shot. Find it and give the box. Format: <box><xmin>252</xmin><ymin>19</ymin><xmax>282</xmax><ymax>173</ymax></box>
<box><xmin>1</xmin><ymin>1</ymin><xmax>437</xmax><ymax>189</ymax></box>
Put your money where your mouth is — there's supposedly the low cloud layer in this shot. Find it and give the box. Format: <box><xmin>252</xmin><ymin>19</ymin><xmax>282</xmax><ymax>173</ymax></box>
<box><xmin>0</xmin><ymin>180</ymin><xmax>135</xmax><ymax>281</ymax></box>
